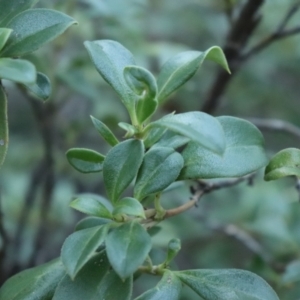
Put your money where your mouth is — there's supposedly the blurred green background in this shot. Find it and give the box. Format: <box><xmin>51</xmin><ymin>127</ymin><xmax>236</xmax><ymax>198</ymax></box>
<box><xmin>1</xmin><ymin>0</ymin><xmax>300</xmax><ymax>298</ymax></box>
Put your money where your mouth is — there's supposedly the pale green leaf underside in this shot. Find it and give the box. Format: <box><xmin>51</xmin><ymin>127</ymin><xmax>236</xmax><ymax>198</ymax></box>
<box><xmin>264</xmin><ymin>148</ymin><xmax>300</xmax><ymax>181</ymax></box>
<box><xmin>180</xmin><ymin>116</ymin><xmax>267</xmax><ymax>179</ymax></box>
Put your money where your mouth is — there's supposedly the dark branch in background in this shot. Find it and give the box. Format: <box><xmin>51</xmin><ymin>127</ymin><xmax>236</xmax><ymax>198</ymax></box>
<box><xmin>201</xmin><ymin>0</ymin><xmax>300</xmax><ymax>114</ymax></box>
<box><xmin>0</xmin><ymin>193</ymin><xmax>9</xmax><ymax>283</ymax></box>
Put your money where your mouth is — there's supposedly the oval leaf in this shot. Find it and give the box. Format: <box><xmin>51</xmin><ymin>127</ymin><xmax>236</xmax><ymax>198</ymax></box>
<box><xmin>1</xmin><ymin>9</ymin><xmax>77</xmax><ymax>57</ymax></box>
<box><xmin>103</xmin><ymin>139</ymin><xmax>144</xmax><ymax>203</ymax></box>
<box><xmin>0</xmin><ymin>58</ymin><xmax>36</xmax><ymax>84</ymax></box>
<box><xmin>264</xmin><ymin>148</ymin><xmax>300</xmax><ymax>181</ymax></box>
<box><xmin>153</xmin><ymin>131</ymin><xmax>189</xmax><ymax>150</ymax></box>
<box><xmin>61</xmin><ymin>225</ymin><xmax>108</xmax><ymax>279</ymax></box>
<box><xmin>0</xmin><ymin>0</ymin><xmax>38</xmax><ymax>27</ymax></box>
<box><xmin>124</xmin><ymin>65</ymin><xmax>158</xmax><ymax>124</ymax></box>
<box><xmin>66</xmin><ymin>148</ymin><xmax>105</xmax><ymax>173</ymax></box>
<box><xmin>175</xmin><ymin>269</ymin><xmax>279</xmax><ymax>300</ymax></box>
<box><xmin>135</xmin><ymin>270</ymin><xmax>182</xmax><ymax>300</ymax></box>
<box><xmin>23</xmin><ymin>72</ymin><xmax>51</xmax><ymax>100</ymax></box>
<box><xmin>180</xmin><ymin>116</ymin><xmax>268</xmax><ymax>179</ymax></box>
<box><xmin>0</xmin><ymin>28</ymin><xmax>12</xmax><ymax>51</ymax></box>
<box><xmin>134</xmin><ymin>147</ymin><xmax>184</xmax><ymax>200</ymax></box>
<box><xmin>157</xmin><ymin>46</ymin><xmax>230</xmax><ymax>103</ymax></box>
<box><xmin>113</xmin><ymin>197</ymin><xmax>145</xmax><ymax>218</ymax></box>
<box><xmin>75</xmin><ymin>216</ymin><xmax>111</xmax><ymax>231</ymax></box>
<box><xmin>106</xmin><ymin>222</ymin><xmax>151</xmax><ymax>279</ymax></box>
<box><xmin>146</xmin><ymin>112</ymin><xmax>225</xmax><ymax>154</ymax></box>
<box><xmin>70</xmin><ymin>196</ymin><xmax>112</xmax><ymax>219</ymax></box>
<box><xmin>0</xmin><ymin>258</ymin><xmax>65</xmax><ymax>300</ymax></box>
<box><xmin>90</xmin><ymin>115</ymin><xmax>119</xmax><ymax>146</ymax></box>
<box><xmin>0</xmin><ymin>85</ymin><xmax>8</xmax><ymax>169</ymax></box>
<box><xmin>84</xmin><ymin>40</ymin><xmax>138</xmax><ymax>119</ymax></box>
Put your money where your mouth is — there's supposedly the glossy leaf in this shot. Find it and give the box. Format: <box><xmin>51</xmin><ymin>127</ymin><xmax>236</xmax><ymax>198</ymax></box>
<box><xmin>0</xmin><ymin>28</ymin><xmax>12</xmax><ymax>51</ymax></box>
<box><xmin>90</xmin><ymin>115</ymin><xmax>119</xmax><ymax>146</ymax></box>
<box><xmin>84</xmin><ymin>40</ymin><xmax>137</xmax><ymax>119</ymax></box>
<box><xmin>0</xmin><ymin>58</ymin><xmax>36</xmax><ymax>84</ymax></box>
<box><xmin>113</xmin><ymin>197</ymin><xmax>145</xmax><ymax>218</ymax></box>
<box><xmin>0</xmin><ymin>0</ymin><xmax>38</xmax><ymax>27</ymax></box>
<box><xmin>157</xmin><ymin>47</ymin><xmax>230</xmax><ymax>103</ymax></box>
<box><xmin>66</xmin><ymin>148</ymin><xmax>105</xmax><ymax>173</ymax></box>
<box><xmin>135</xmin><ymin>270</ymin><xmax>181</xmax><ymax>300</ymax></box>
<box><xmin>1</xmin><ymin>9</ymin><xmax>77</xmax><ymax>57</ymax></box>
<box><xmin>264</xmin><ymin>148</ymin><xmax>300</xmax><ymax>181</ymax></box>
<box><xmin>180</xmin><ymin>116</ymin><xmax>268</xmax><ymax>179</ymax></box>
<box><xmin>176</xmin><ymin>269</ymin><xmax>279</xmax><ymax>300</ymax></box>
<box><xmin>134</xmin><ymin>147</ymin><xmax>184</xmax><ymax>200</ymax></box>
<box><xmin>54</xmin><ymin>251</ymin><xmax>132</xmax><ymax>300</ymax></box>
<box><xmin>124</xmin><ymin>65</ymin><xmax>158</xmax><ymax>124</ymax></box>
<box><xmin>0</xmin><ymin>258</ymin><xmax>65</xmax><ymax>300</ymax></box>
<box><xmin>61</xmin><ymin>225</ymin><xmax>108</xmax><ymax>279</ymax></box>
<box><xmin>103</xmin><ymin>139</ymin><xmax>144</xmax><ymax>203</ymax></box>
<box><xmin>146</xmin><ymin>112</ymin><xmax>225</xmax><ymax>154</ymax></box>
<box><xmin>75</xmin><ymin>216</ymin><xmax>111</xmax><ymax>231</ymax></box>
<box><xmin>106</xmin><ymin>222</ymin><xmax>151</xmax><ymax>279</ymax></box>
<box><xmin>0</xmin><ymin>85</ymin><xmax>8</xmax><ymax>169</ymax></box>
<box><xmin>70</xmin><ymin>196</ymin><xmax>112</xmax><ymax>219</ymax></box>
<box><xmin>23</xmin><ymin>72</ymin><xmax>51</xmax><ymax>100</ymax></box>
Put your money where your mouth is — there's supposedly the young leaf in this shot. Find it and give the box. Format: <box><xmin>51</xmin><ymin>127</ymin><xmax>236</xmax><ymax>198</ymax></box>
<box><xmin>124</xmin><ymin>65</ymin><xmax>158</xmax><ymax>124</ymax></box>
<box><xmin>0</xmin><ymin>258</ymin><xmax>65</xmax><ymax>300</ymax></box>
<box><xmin>264</xmin><ymin>148</ymin><xmax>300</xmax><ymax>181</ymax></box>
<box><xmin>0</xmin><ymin>85</ymin><xmax>8</xmax><ymax>169</ymax></box>
<box><xmin>180</xmin><ymin>116</ymin><xmax>268</xmax><ymax>179</ymax></box>
<box><xmin>157</xmin><ymin>47</ymin><xmax>230</xmax><ymax>103</ymax></box>
<box><xmin>90</xmin><ymin>115</ymin><xmax>119</xmax><ymax>146</ymax></box>
<box><xmin>175</xmin><ymin>269</ymin><xmax>279</xmax><ymax>300</ymax></box>
<box><xmin>106</xmin><ymin>222</ymin><xmax>151</xmax><ymax>279</ymax></box>
<box><xmin>0</xmin><ymin>28</ymin><xmax>12</xmax><ymax>51</ymax></box>
<box><xmin>0</xmin><ymin>9</ymin><xmax>77</xmax><ymax>57</ymax></box>
<box><xmin>118</xmin><ymin>122</ymin><xmax>138</xmax><ymax>137</ymax></box>
<box><xmin>152</xmin><ymin>131</ymin><xmax>189</xmax><ymax>150</ymax></box>
<box><xmin>70</xmin><ymin>197</ymin><xmax>113</xmax><ymax>219</ymax></box>
<box><xmin>0</xmin><ymin>58</ymin><xmax>36</xmax><ymax>84</ymax></box>
<box><xmin>23</xmin><ymin>72</ymin><xmax>51</xmax><ymax>101</ymax></box>
<box><xmin>146</xmin><ymin>112</ymin><xmax>225</xmax><ymax>154</ymax></box>
<box><xmin>75</xmin><ymin>216</ymin><xmax>111</xmax><ymax>231</ymax></box>
<box><xmin>113</xmin><ymin>197</ymin><xmax>145</xmax><ymax>218</ymax></box>
<box><xmin>61</xmin><ymin>225</ymin><xmax>109</xmax><ymax>279</ymax></box>
<box><xmin>103</xmin><ymin>139</ymin><xmax>144</xmax><ymax>203</ymax></box>
<box><xmin>135</xmin><ymin>270</ymin><xmax>182</xmax><ymax>300</ymax></box>
<box><xmin>143</xmin><ymin>127</ymin><xmax>167</xmax><ymax>149</ymax></box>
<box><xmin>0</xmin><ymin>0</ymin><xmax>38</xmax><ymax>27</ymax></box>
<box><xmin>134</xmin><ymin>147</ymin><xmax>184</xmax><ymax>200</ymax></box>
<box><xmin>66</xmin><ymin>148</ymin><xmax>105</xmax><ymax>173</ymax></box>
<box><xmin>84</xmin><ymin>40</ymin><xmax>138</xmax><ymax>120</ymax></box>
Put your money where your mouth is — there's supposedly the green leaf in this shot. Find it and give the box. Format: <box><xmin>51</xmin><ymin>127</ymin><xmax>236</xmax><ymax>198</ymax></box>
<box><xmin>0</xmin><ymin>9</ymin><xmax>77</xmax><ymax>57</ymax></box>
<box><xmin>23</xmin><ymin>72</ymin><xmax>51</xmax><ymax>100</ymax></box>
<box><xmin>143</xmin><ymin>127</ymin><xmax>167</xmax><ymax>149</ymax></box>
<box><xmin>146</xmin><ymin>112</ymin><xmax>225</xmax><ymax>154</ymax></box>
<box><xmin>75</xmin><ymin>216</ymin><xmax>111</xmax><ymax>231</ymax></box>
<box><xmin>180</xmin><ymin>116</ymin><xmax>268</xmax><ymax>179</ymax></box>
<box><xmin>264</xmin><ymin>148</ymin><xmax>300</xmax><ymax>181</ymax></box>
<box><xmin>176</xmin><ymin>269</ymin><xmax>279</xmax><ymax>300</ymax></box>
<box><xmin>54</xmin><ymin>251</ymin><xmax>132</xmax><ymax>300</ymax></box>
<box><xmin>113</xmin><ymin>197</ymin><xmax>145</xmax><ymax>218</ymax></box>
<box><xmin>118</xmin><ymin>122</ymin><xmax>138</xmax><ymax>138</ymax></box>
<box><xmin>84</xmin><ymin>40</ymin><xmax>138</xmax><ymax>121</ymax></box>
<box><xmin>90</xmin><ymin>115</ymin><xmax>119</xmax><ymax>146</ymax></box>
<box><xmin>124</xmin><ymin>65</ymin><xmax>158</xmax><ymax>124</ymax></box>
<box><xmin>157</xmin><ymin>47</ymin><xmax>230</xmax><ymax>103</ymax></box>
<box><xmin>0</xmin><ymin>85</ymin><xmax>8</xmax><ymax>169</ymax></box>
<box><xmin>135</xmin><ymin>270</ymin><xmax>182</xmax><ymax>300</ymax></box>
<box><xmin>282</xmin><ymin>260</ymin><xmax>300</xmax><ymax>285</ymax></box>
<box><xmin>153</xmin><ymin>131</ymin><xmax>189</xmax><ymax>149</ymax></box>
<box><xmin>103</xmin><ymin>139</ymin><xmax>144</xmax><ymax>203</ymax></box>
<box><xmin>66</xmin><ymin>148</ymin><xmax>105</xmax><ymax>173</ymax></box>
<box><xmin>61</xmin><ymin>225</ymin><xmax>108</xmax><ymax>279</ymax></box>
<box><xmin>0</xmin><ymin>28</ymin><xmax>12</xmax><ymax>52</ymax></box>
<box><xmin>0</xmin><ymin>0</ymin><xmax>38</xmax><ymax>27</ymax></box>
<box><xmin>70</xmin><ymin>197</ymin><xmax>113</xmax><ymax>219</ymax></box>
<box><xmin>0</xmin><ymin>258</ymin><xmax>65</xmax><ymax>300</ymax></box>
<box><xmin>134</xmin><ymin>147</ymin><xmax>184</xmax><ymax>200</ymax></box>
<box><xmin>0</xmin><ymin>58</ymin><xmax>36</xmax><ymax>84</ymax></box>
<box><xmin>106</xmin><ymin>222</ymin><xmax>151</xmax><ymax>279</ymax></box>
